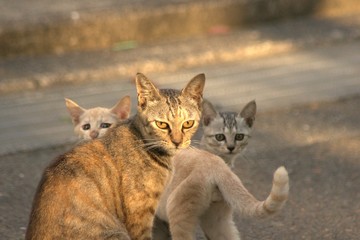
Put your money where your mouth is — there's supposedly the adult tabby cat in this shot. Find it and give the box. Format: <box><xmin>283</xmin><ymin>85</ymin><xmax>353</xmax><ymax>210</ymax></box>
<box><xmin>26</xmin><ymin>73</ymin><xmax>205</xmax><ymax>240</ymax></box>
<box><xmin>65</xmin><ymin>96</ymin><xmax>131</xmax><ymax>140</ymax></box>
<box><xmin>154</xmin><ymin>100</ymin><xmax>289</xmax><ymax>240</ymax></box>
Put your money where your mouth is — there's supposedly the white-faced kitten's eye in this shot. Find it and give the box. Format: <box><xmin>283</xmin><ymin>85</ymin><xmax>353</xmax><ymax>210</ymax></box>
<box><xmin>155</xmin><ymin>121</ymin><xmax>170</xmax><ymax>130</ymax></box>
<box><xmin>215</xmin><ymin>134</ymin><xmax>225</xmax><ymax>141</ymax></box>
<box><xmin>100</xmin><ymin>123</ymin><xmax>112</xmax><ymax>128</ymax></box>
<box><xmin>235</xmin><ymin>134</ymin><xmax>245</xmax><ymax>141</ymax></box>
<box><xmin>82</xmin><ymin>123</ymin><xmax>91</xmax><ymax>130</ymax></box>
<box><xmin>182</xmin><ymin>120</ymin><xmax>195</xmax><ymax>129</ymax></box>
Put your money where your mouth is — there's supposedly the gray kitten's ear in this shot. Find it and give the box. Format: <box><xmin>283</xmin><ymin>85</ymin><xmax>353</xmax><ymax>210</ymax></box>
<box><xmin>65</xmin><ymin>98</ymin><xmax>85</xmax><ymax>125</ymax></box>
<box><xmin>240</xmin><ymin>100</ymin><xmax>256</xmax><ymax>128</ymax></box>
<box><xmin>181</xmin><ymin>73</ymin><xmax>205</xmax><ymax>103</ymax></box>
<box><xmin>202</xmin><ymin>99</ymin><xmax>218</xmax><ymax>126</ymax></box>
<box><xmin>135</xmin><ymin>73</ymin><xmax>161</xmax><ymax>109</ymax></box>
<box><xmin>111</xmin><ymin>96</ymin><xmax>131</xmax><ymax>120</ymax></box>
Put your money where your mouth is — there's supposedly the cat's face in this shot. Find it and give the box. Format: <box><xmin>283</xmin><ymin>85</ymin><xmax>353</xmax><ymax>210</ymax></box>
<box><xmin>201</xmin><ymin>100</ymin><xmax>256</xmax><ymax>163</ymax></box>
<box><xmin>135</xmin><ymin>73</ymin><xmax>205</xmax><ymax>154</ymax></box>
<box><xmin>65</xmin><ymin>96</ymin><xmax>131</xmax><ymax>140</ymax></box>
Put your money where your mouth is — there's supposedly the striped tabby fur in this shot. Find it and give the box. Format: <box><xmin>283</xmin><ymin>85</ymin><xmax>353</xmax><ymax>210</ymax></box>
<box><xmin>26</xmin><ymin>73</ymin><xmax>205</xmax><ymax>240</ymax></box>
<box><xmin>154</xmin><ymin>100</ymin><xmax>289</xmax><ymax>240</ymax></box>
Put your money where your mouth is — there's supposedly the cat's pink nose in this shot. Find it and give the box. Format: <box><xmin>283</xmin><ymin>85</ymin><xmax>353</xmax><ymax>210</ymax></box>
<box><xmin>90</xmin><ymin>131</ymin><xmax>99</xmax><ymax>139</ymax></box>
<box><xmin>171</xmin><ymin>140</ymin><xmax>181</xmax><ymax>148</ymax></box>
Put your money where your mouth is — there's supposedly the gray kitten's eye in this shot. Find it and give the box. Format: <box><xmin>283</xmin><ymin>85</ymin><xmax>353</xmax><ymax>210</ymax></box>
<box><xmin>100</xmin><ymin>123</ymin><xmax>112</xmax><ymax>128</ymax></box>
<box><xmin>215</xmin><ymin>134</ymin><xmax>225</xmax><ymax>141</ymax></box>
<box><xmin>82</xmin><ymin>123</ymin><xmax>91</xmax><ymax>130</ymax></box>
<box><xmin>235</xmin><ymin>134</ymin><xmax>244</xmax><ymax>141</ymax></box>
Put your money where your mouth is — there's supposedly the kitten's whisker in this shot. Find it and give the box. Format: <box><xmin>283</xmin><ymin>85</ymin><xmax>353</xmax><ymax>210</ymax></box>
<box><xmin>238</xmin><ymin>154</ymin><xmax>254</xmax><ymax>164</ymax></box>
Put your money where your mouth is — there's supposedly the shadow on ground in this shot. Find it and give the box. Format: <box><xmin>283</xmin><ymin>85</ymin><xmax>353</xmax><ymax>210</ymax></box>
<box><xmin>233</xmin><ymin>95</ymin><xmax>360</xmax><ymax>240</ymax></box>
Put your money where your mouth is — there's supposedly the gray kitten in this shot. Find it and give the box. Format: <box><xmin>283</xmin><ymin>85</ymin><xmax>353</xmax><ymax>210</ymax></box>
<box><xmin>200</xmin><ymin>99</ymin><xmax>256</xmax><ymax>168</ymax></box>
<box><xmin>154</xmin><ymin>100</ymin><xmax>289</xmax><ymax>240</ymax></box>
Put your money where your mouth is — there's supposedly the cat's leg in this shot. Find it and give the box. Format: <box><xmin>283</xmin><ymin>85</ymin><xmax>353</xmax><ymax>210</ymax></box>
<box><xmin>152</xmin><ymin>215</ymin><xmax>171</xmax><ymax>240</ymax></box>
<box><xmin>100</xmin><ymin>219</ymin><xmax>132</xmax><ymax>240</ymax></box>
<box><xmin>200</xmin><ymin>202</ymin><xmax>240</xmax><ymax>240</ymax></box>
<box><xmin>166</xmin><ymin>176</ymin><xmax>211</xmax><ymax>240</ymax></box>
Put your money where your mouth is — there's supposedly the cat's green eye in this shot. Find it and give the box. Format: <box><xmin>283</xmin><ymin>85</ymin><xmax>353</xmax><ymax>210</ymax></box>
<box><xmin>182</xmin><ymin>120</ymin><xmax>195</xmax><ymax>129</ymax></box>
<box><xmin>155</xmin><ymin>121</ymin><xmax>169</xmax><ymax>130</ymax></box>
<box><xmin>82</xmin><ymin>123</ymin><xmax>91</xmax><ymax>130</ymax></box>
<box><xmin>215</xmin><ymin>134</ymin><xmax>225</xmax><ymax>141</ymax></box>
<box><xmin>100</xmin><ymin>123</ymin><xmax>112</xmax><ymax>128</ymax></box>
<box><xmin>235</xmin><ymin>134</ymin><xmax>245</xmax><ymax>141</ymax></box>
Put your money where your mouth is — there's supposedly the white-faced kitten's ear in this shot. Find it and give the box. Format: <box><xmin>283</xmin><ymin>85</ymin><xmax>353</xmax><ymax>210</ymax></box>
<box><xmin>239</xmin><ymin>100</ymin><xmax>256</xmax><ymax>128</ymax></box>
<box><xmin>181</xmin><ymin>73</ymin><xmax>205</xmax><ymax>103</ymax></box>
<box><xmin>111</xmin><ymin>96</ymin><xmax>131</xmax><ymax>120</ymax></box>
<box><xmin>202</xmin><ymin>99</ymin><xmax>218</xmax><ymax>126</ymax></box>
<box><xmin>65</xmin><ymin>98</ymin><xmax>85</xmax><ymax>125</ymax></box>
<box><xmin>135</xmin><ymin>73</ymin><xmax>161</xmax><ymax>109</ymax></box>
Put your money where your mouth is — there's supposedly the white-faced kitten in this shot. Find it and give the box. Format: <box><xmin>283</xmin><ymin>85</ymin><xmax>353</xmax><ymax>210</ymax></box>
<box><xmin>65</xmin><ymin>96</ymin><xmax>131</xmax><ymax>140</ymax></box>
<box><xmin>154</xmin><ymin>100</ymin><xmax>289</xmax><ymax>240</ymax></box>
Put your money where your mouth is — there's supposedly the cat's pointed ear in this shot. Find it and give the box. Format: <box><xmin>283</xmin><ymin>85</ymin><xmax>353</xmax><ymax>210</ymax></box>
<box><xmin>111</xmin><ymin>96</ymin><xmax>131</xmax><ymax>120</ymax></box>
<box><xmin>239</xmin><ymin>100</ymin><xmax>256</xmax><ymax>128</ymax></box>
<box><xmin>135</xmin><ymin>73</ymin><xmax>161</xmax><ymax>109</ymax></box>
<box><xmin>181</xmin><ymin>73</ymin><xmax>205</xmax><ymax>103</ymax></box>
<box><xmin>65</xmin><ymin>98</ymin><xmax>85</xmax><ymax>125</ymax></box>
<box><xmin>202</xmin><ymin>99</ymin><xmax>218</xmax><ymax>126</ymax></box>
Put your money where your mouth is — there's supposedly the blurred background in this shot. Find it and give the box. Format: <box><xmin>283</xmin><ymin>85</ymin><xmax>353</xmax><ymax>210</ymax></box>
<box><xmin>0</xmin><ymin>0</ymin><xmax>359</xmax><ymax>239</ymax></box>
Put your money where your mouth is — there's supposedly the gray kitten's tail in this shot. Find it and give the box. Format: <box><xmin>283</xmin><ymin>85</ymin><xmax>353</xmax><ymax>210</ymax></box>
<box><xmin>216</xmin><ymin>166</ymin><xmax>289</xmax><ymax>218</ymax></box>
<box><xmin>262</xmin><ymin>166</ymin><xmax>289</xmax><ymax>214</ymax></box>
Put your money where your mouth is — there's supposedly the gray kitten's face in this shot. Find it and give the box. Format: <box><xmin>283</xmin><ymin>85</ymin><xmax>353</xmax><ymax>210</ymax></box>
<box><xmin>202</xmin><ymin>112</ymin><xmax>252</xmax><ymax>155</ymax></box>
<box><xmin>201</xmin><ymin>100</ymin><xmax>256</xmax><ymax>165</ymax></box>
<box><xmin>135</xmin><ymin>73</ymin><xmax>205</xmax><ymax>155</ymax></box>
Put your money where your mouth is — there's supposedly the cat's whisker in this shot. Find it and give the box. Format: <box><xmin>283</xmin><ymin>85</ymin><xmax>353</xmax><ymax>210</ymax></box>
<box><xmin>144</xmin><ymin>145</ymin><xmax>162</xmax><ymax>151</ymax></box>
<box><xmin>133</xmin><ymin>142</ymin><xmax>162</xmax><ymax>151</ymax></box>
<box><xmin>134</xmin><ymin>140</ymin><xmax>168</xmax><ymax>151</ymax></box>
<box><xmin>190</xmin><ymin>140</ymin><xmax>201</xmax><ymax>147</ymax></box>
<box><xmin>188</xmin><ymin>145</ymin><xmax>199</xmax><ymax>151</ymax></box>
<box><xmin>136</xmin><ymin>138</ymin><xmax>160</xmax><ymax>142</ymax></box>
<box><xmin>141</xmin><ymin>141</ymin><xmax>162</xmax><ymax>147</ymax></box>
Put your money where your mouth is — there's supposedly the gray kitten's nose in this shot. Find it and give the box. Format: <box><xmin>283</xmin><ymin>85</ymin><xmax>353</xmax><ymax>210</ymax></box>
<box><xmin>227</xmin><ymin>146</ymin><xmax>235</xmax><ymax>152</ymax></box>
